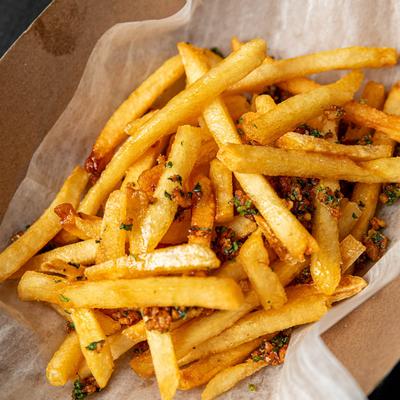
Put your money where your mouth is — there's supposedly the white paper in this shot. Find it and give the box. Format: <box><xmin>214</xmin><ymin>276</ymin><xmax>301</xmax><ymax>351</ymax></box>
<box><xmin>1</xmin><ymin>0</ymin><xmax>400</xmax><ymax>399</ymax></box>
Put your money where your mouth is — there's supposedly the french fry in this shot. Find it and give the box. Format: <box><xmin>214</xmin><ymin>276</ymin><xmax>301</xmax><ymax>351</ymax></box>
<box><xmin>277</xmin><ymin>132</ymin><xmax>392</xmax><ymax>160</ymax></box>
<box><xmin>338</xmin><ymin>200</ymin><xmax>362</xmax><ymax>240</ymax></box>
<box><xmin>39</xmin><ymin>259</ymin><xmax>85</xmax><ymax>281</ymax></box>
<box><xmin>192</xmin><ymin>137</ymin><xmax>220</xmax><ymax>171</ymax></box>
<box><xmin>218</xmin><ymin>144</ymin><xmax>400</xmax><ymax>183</ymax></box>
<box><xmin>54</xmin><ymin>203</ymin><xmax>101</xmax><ymax>240</ymax></box>
<box><xmin>124</xmin><ymin>109</ymin><xmax>158</xmax><ymax>137</ymax></box>
<box><xmin>12</xmin><ymin>239</ymin><xmax>98</xmax><ymax>279</ymax></box>
<box><xmin>179</xmin><ymin>339</ymin><xmax>263</xmax><ymax>390</ymax></box>
<box><xmin>215</xmin><ymin>259</ymin><xmax>247</xmax><ymax>281</ymax></box>
<box><xmin>350</xmin><ymin>83</ymin><xmax>400</xmax><ymax>240</ymax></box>
<box><xmin>181</xmin><ymin>285</ymin><xmax>328</xmax><ymax>363</ymax></box>
<box><xmin>84</xmin><ymin>244</ymin><xmax>220</xmax><ymax>280</ymax></box>
<box><xmin>121</xmin><ymin>135</ymin><xmax>166</xmax><ymax>190</ymax></box>
<box><xmin>95</xmin><ymin>190</ymin><xmax>127</xmax><ymax>264</ymax></box>
<box><xmin>329</xmin><ymin>275</ymin><xmax>368</xmax><ymax>304</ymax></box>
<box><xmin>0</xmin><ymin>167</ymin><xmax>88</xmax><ymax>282</ymax></box>
<box><xmin>61</xmin><ymin>277</ymin><xmax>244</xmax><ymax>309</ymax></box>
<box><xmin>223</xmin><ymin>94</ymin><xmax>251</xmax><ymax>120</ymax></box>
<box><xmin>229</xmin><ymin>47</ymin><xmax>396</xmax><ymax>93</ymax></box>
<box><xmin>202</xmin><ymin>360</ymin><xmax>267</xmax><ymax>400</ymax></box>
<box><xmin>272</xmin><ymin>258</ymin><xmax>309</xmax><ymax>287</ymax></box>
<box><xmin>136</xmin><ymin>126</ymin><xmax>202</xmax><ymax>253</ymax></box>
<box><xmin>160</xmin><ymin>209</ymin><xmax>191</xmax><ymax>245</ymax></box>
<box><xmin>238</xmin><ymin>229</ymin><xmax>287</xmax><ymax>310</ymax></box>
<box><xmin>340</xmin><ymin>235</ymin><xmax>366</xmax><ymax>273</ymax></box>
<box><xmin>85</xmin><ymin>55</ymin><xmax>184</xmax><ymax>178</ymax></box>
<box><xmin>231</xmin><ymin>36</ymin><xmax>242</xmax><ymax>52</ymax></box>
<box><xmin>137</xmin><ymin>162</ymin><xmax>164</xmax><ymax>198</ymax></box>
<box><xmin>78</xmin><ymin>39</ymin><xmax>265</xmax><ymax>215</ymax></box>
<box><xmin>210</xmin><ymin>159</ymin><xmax>234</xmax><ymax>224</ymax></box>
<box><xmin>46</xmin><ymin>332</ymin><xmax>83</xmax><ymax>386</ymax></box>
<box><xmin>343</xmin><ymin>81</ymin><xmax>385</xmax><ymax>142</ymax></box>
<box><xmin>241</xmin><ymin>71</ymin><xmax>363</xmax><ymax>145</ymax></box>
<box><xmin>278</xmin><ymin>77</ymin><xmax>321</xmax><ymax>94</ymax></box>
<box><xmin>146</xmin><ymin>330</ymin><xmax>179</xmax><ymax>400</ymax></box>
<box><xmin>226</xmin><ymin>215</ymin><xmax>257</xmax><ymax>239</ymax></box>
<box><xmin>255</xmin><ymin>94</ymin><xmax>277</xmax><ymax>113</ymax></box>
<box><xmin>188</xmin><ymin>176</ymin><xmax>215</xmax><ymax>246</ymax></box>
<box><xmin>178</xmin><ymin>42</ymin><xmax>317</xmax><ymax>261</ymax></box>
<box><xmin>359</xmin><ymin>158</ymin><xmax>400</xmax><ymax>182</ymax></box>
<box><xmin>311</xmin><ymin>180</ymin><xmax>341</xmax><ymax>295</ymax></box>
<box><xmin>71</xmin><ymin>308</ymin><xmax>114</xmax><ymax>388</ymax></box>
<box><xmin>94</xmin><ymin>311</ymin><xmax>122</xmax><ymax>336</ymax></box>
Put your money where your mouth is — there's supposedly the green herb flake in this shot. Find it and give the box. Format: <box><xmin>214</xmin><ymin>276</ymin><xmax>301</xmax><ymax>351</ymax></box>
<box><xmin>248</xmin><ymin>383</ymin><xmax>257</xmax><ymax>392</ymax></box>
<box><xmin>120</xmin><ymin>223</ymin><xmax>133</xmax><ymax>231</ymax></box>
<box><xmin>72</xmin><ymin>379</ymin><xmax>87</xmax><ymax>400</ymax></box>
<box><xmin>86</xmin><ymin>340</ymin><xmax>104</xmax><ymax>351</ymax></box>
<box><xmin>53</xmin><ymin>279</ymin><xmax>63</xmax><ymax>283</ymax></box>
<box><xmin>193</xmin><ymin>182</ymin><xmax>202</xmax><ymax>194</ymax></box>
<box><xmin>68</xmin><ymin>322</ymin><xmax>75</xmax><ymax>330</ymax></box>
<box><xmin>352</xmin><ymin>212</ymin><xmax>358</xmax><ymax>219</ymax></box>
<box><xmin>168</xmin><ymin>174</ymin><xmax>183</xmax><ymax>185</ymax></box>
<box><xmin>210</xmin><ymin>47</ymin><xmax>224</xmax><ymax>58</ymax></box>
<box><xmin>252</xmin><ymin>355</ymin><xmax>262</xmax><ymax>362</ymax></box>
<box><xmin>164</xmin><ymin>191</ymin><xmax>172</xmax><ymax>200</ymax></box>
<box><xmin>238</xmin><ymin>116</ymin><xmax>244</xmax><ymax>124</ymax></box>
<box><xmin>95</xmin><ymin>239</ymin><xmax>101</xmax><ymax>243</ymax></box>
<box><xmin>59</xmin><ymin>294</ymin><xmax>70</xmax><ymax>303</ymax></box>
<box><xmin>358</xmin><ymin>200</ymin><xmax>365</xmax><ymax>208</ymax></box>
<box><xmin>165</xmin><ymin>161</ymin><xmax>173</xmax><ymax>168</ymax></box>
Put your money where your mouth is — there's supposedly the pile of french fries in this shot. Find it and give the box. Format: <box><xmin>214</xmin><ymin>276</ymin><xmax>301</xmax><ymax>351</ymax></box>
<box><xmin>1</xmin><ymin>36</ymin><xmax>400</xmax><ymax>399</ymax></box>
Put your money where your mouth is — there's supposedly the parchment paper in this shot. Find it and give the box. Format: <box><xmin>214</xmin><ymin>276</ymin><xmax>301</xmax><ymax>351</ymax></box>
<box><xmin>1</xmin><ymin>1</ymin><xmax>400</xmax><ymax>399</ymax></box>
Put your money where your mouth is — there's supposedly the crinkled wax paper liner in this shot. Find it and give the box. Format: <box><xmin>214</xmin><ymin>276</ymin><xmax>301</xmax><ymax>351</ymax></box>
<box><xmin>1</xmin><ymin>1</ymin><xmax>400</xmax><ymax>399</ymax></box>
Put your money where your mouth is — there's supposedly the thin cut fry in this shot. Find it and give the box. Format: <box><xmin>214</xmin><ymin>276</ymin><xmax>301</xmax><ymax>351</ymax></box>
<box><xmin>226</xmin><ymin>215</ymin><xmax>257</xmax><ymax>239</ymax></box>
<box><xmin>223</xmin><ymin>94</ymin><xmax>251</xmax><ymax>120</ymax></box>
<box><xmin>340</xmin><ymin>235</ymin><xmax>366</xmax><ymax>273</ymax></box>
<box><xmin>146</xmin><ymin>330</ymin><xmax>179</xmax><ymax>400</ymax></box>
<box><xmin>188</xmin><ymin>176</ymin><xmax>215</xmax><ymax>246</ymax></box>
<box><xmin>202</xmin><ymin>360</ymin><xmax>267</xmax><ymax>400</ymax></box>
<box><xmin>230</xmin><ymin>47</ymin><xmax>396</xmax><ymax>93</ymax></box>
<box><xmin>238</xmin><ymin>229</ymin><xmax>287</xmax><ymax>310</ymax></box>
<box><xmin>95</xmin><ymin>190</ymin><xmax>127</xmax><ymax>264</ymax></box>
<box><xmin>241</xmin><ymin>71</ymin><xmax>363</xmax><ymax>144</ymax></box>
<box><xmin>160</xmin><ymin>209</ymin><xmax>191</xmax><ymax>245</ymax></box>
<box><xmin>78</xmin><ymin>39</ymin><xmax>265</xmax><ymax>215</ymax></box>
<box><xmin>84</xmin><ymin>244</ymin><xmax>220</xmax><ymax>280</ymax></box>
<box><xmin>329</xmin><ymin>275</ymin><xmax>368</xmax><ymax>304</ymax></box>
<box><xmin>277</xmin><ymin>132</ymin><xmax>392</xmax><ymax>160</ymax></box>
<box><xmin>61</xmin><ymin>277</ymin><xmax>244</xmax><ymax>310</ymax></box>
<box><xmin>85</xmin><ymin>55</ymin><xmax>184</xmax><ymax>178</ymax></box>
<box><xmin>0</xmin><ymin>167</ymin><xmax>89</xmax><ymax>282</ymax></box>
<box><xmin>255</xmin><ymin>94</ymin><xmax>277</xmax><ymax>113</ymax></box>
<box><xmin>46</xmin><ymin>332</ymin><xmax>83</xmax><ymax>386</ymax></box>
<box><xmin>218</xmin><ymin>144</ymin><xmax>400</xmax><ymax>183</ymax></box>
<box><xmin>179</xmin><ymin>339</ymin><xmax>263</xmax><ymax>390</ymax></box>
<box><xmin>215</xmin><ymin>259</ymin><xmax>247</xmax><ymax>282</ymax></box>
<box><xmin>136</xmin><ymin>126</ymin><xmax>202</xmax><ymax>253</ymax></box>
<box><xmin>338</xmin><ymin>200</ymin><xmax>362</xmax><ymax>240</ymax></box>
<box><xmin>178</xmin><ymin>42</ymin><xmax>317</xmax><ymax>261</ymax></box>
<box><xmin>210</xmin><ymin>159</ymin><xmax>234</xmax><ymax>223</ymax></box>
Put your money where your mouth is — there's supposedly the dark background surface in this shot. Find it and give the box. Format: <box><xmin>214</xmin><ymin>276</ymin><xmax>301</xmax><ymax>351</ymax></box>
<box><xmin>0</xmin><ymin>0</ymin><xmax>398</xmax><ymax>398</ymax></box>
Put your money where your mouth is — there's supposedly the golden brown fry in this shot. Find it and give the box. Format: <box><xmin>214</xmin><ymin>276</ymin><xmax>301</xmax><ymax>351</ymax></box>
<box><xmin>277</xmin><ymin>132</ymin><xmax>392</xmax><ymax>160</ymax></box>
<box><xmin>0</xmin><ymin>167</ymin><xmax>89</xmax><ymax>282</ymax></box>
<box><xmin>338</xmin><ymin>200</ymin><xmax>362</xmax><ymax>240</ymax></box>
<box><xmin>254</xmin><ymin>94</ymin><xmax>277</xmax><ymax>113</ymax></box>
<box><xmin>311</xmin><ymin>180</ymin><xmax>341</xmax><ymax>295</ymax></box>
<box><xmin>340</xmin><ymin>235</ymin><xmax>366</xmax><ymax>273</ymax></box>
<box><xmin>146</xmin><ymin>330</ymin><xmax>179</xmax><ymax>400</ymax></box>
<box><xmin>214</xmin><ymin>259</ymin><xmax>247</xmax><ymax>282</ymax></box>
<box><xmin>230</xmin><ymin>47</ymin><xmax>396</xmax><ymax>93</ymax></box>
<box><xmin>46</xmin><ymin>332</ymin><xmax>83</xmax><ymax>386</ymax></box>
<box><xmin>202</xmin><ymin>360</ymin><xmax>267</xmax><ymax>400</ymax></box>
<box><xmin>84</xmin><ymin>244</ymin><xmax>220</xmax><ymax>280</ymax></box>
<box><xmin>85</xmin><ymin>55</ymin><xmax>184</xmax><ymax>178</ymax></box>
<box><xmin>210</xmin><ymin>159</ymin><xmax>234</xmax><ymax>224</ymax></box>
<box><xmin>329</xmin><ymin>275</ymin><xmax>368</xmax><ymax>304</ymax></box>
<box><xmin>136</xmin><ymin>126</ymin><xmax>202</xmax><ymax>253</ymax></box>
<box><xmin>179</xmin><ymin>339</ymin><xmax>263</xmax><ymax>390</ymax></box>
<box><xmin>95</xmin><ymin>190</ymin><xmax>127</xmax><ymax>264</ymax></box>
<box><xmin>239</xmin><ymin>229</ymin><xmax>287</xmax><ymax>310</ymax></box>
<box><xmin>160</xmin><ymin>209</ymin><xmax>191</xmax><ymax>245</ymax></box>
<box><xmin>78</xmin><ymin>39</ymin><xmax>266</xmax><ymax>215</ymax></box>
<box><xmin>223</xmin><ymin>94</ymin><xmax>251</xmax><ymax>120</ymax></box>
<box><xmin>218</xmin><ymin>144</ymin><xmax>399</xmax><ymax>183</ymax></box>
<box><xmin>61</xmin><ymin>277</ymin><xmax>244</xmax><ymax>310</ymax></box>
<box><xmin>241</xmin><ymin>71</ymin><xmax>363</xmax><ymax>144</ymax></box>
<box><xmin>226</xmin><ymin>215</ymin><xmax>257</xmax><ymax>240</ymax></box>
<box><xmin>71</xmin><ymin>308</ymin><xmax>114</xmax><ymax>388</ymax></box>
<box><xmin>188</xmin><ymin>176</ymin><xmax>215</xmax><ymax>246</ymax></box>
<box><xmin>272</xmin><ymin>258</ymin><xmax>309</xmax><ymax>287</ymax></box>
<box><xmin>39</xmin><ymin>259</ymin><xmax>85</xmax><ymax>281</ymax></box>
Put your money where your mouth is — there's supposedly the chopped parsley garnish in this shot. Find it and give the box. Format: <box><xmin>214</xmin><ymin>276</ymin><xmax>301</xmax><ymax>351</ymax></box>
<box><xmin>358</xmin><ymin>200</ymin><xmax>365</xmax><ymax>208</ymax></box>
<box><xmin>119</xmin><ymin>223</ymin><xmax>133</xmax><ymax>231</ymax></box>
<box><xmin>271</xmin><ymin>333</ymin><xmax>290</xmax><ymax>352</ymax></box>
<box><xmin>352</xmin><ymin>212</ymin><xmax>358</xmax><ymax>219</ymax></box>
<box><xmin>238</xmin><ymin>116</ymin><xmax>244</xmax><ymax>124</ymax></box>
<box><xmin>168</xmin><ymin>174</ymin><xmax>183</xmax><ymax>185</ymax></box>
<box><xmin>210</xmin><ymin>47</ymin><xmax>224</xmax><ymax>58</ymax></box>
<box><xmin>86</xmin><ymin>340</ymin><xmax>104</xmax><ymax>351</ymax></box>
<box><xmin>380</xmin><ymin>183</ymin><xmax>400</xmax><ymax>205</ymax></box>
<box><xmin>165</xmin><ymin>161</ymin><xmax>173</xmax><ymax>168</ymax></box>
<box><xmin>68</xmin><ymin>261</ymin><xmax>80</xmax><ymax>268</ymax></box>
<box><xmin>232</xmin><ymin>193</ymin><xmax>258</xmax><ymax>217</ymax></box>
<box><xmin>59</xmin><ymin>294</ymin><xmax>70</xmax><ymax>303</ymax></box>
<box><xmin>95</xmin><ymin>239</ymin><xmax>101</xmax><ymax>243</ymax></box>
<box><xmin>164</xmin><ymin>191</ymin><xmax>172</xmax><ymax>200</ymax></box>
<box><xmin>72</xmin><ymin>379</ymin><xmax>87</xmax><ymax>399</ymax></box>
<box><xmin>68</xmin><ymin>322</ymin><xmax>75</xmax><ymax>330</ymax></box>
<box><xmin>252</xmin><ymin>355</ymin><xmax>262</xmax><ymax>362</ymax></box>
<box><xmin>295</xmin><ymin>124</ymin><xmax>323</xmax><ymax>138</ymax></box>
<box><xmin>248</xmin><ymin>383</ymin><xmax>257</xmax><ymax>392</ymax></box>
